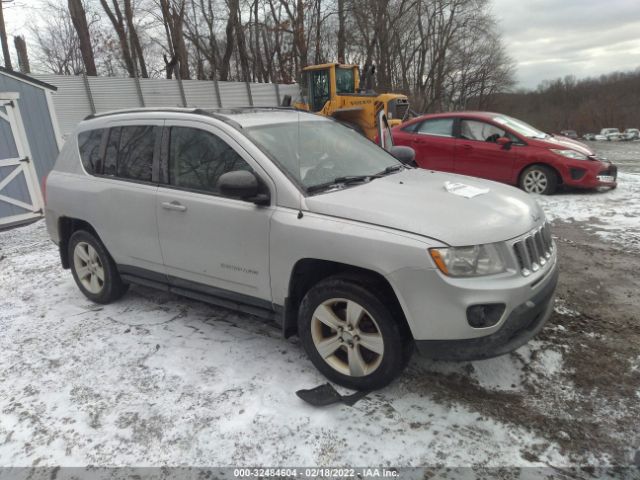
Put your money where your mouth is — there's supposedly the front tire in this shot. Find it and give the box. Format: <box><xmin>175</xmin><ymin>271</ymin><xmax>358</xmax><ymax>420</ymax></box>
<box><xmin>68</xmin><ymin>230</ymin><xmax>128</xmax><ymax>304</ymax></box>
<box><xmin>298</xmin><ymin>276</ymin><xmax>410</xmax><ymax>390</ymax></box>
<box><xmin>519</xmin><ymin>165</ymin><xmax>558</xmax><ymax>195</ymax></box>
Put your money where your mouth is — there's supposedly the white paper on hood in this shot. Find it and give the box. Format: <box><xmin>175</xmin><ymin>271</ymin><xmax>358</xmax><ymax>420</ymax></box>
<box><xmin>443</xmin><ymin>181</ymin><xmax>490</xmax><ymax>199</ymax></box>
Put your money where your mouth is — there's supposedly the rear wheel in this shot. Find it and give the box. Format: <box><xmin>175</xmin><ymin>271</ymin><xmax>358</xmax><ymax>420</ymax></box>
<box><xmin>520</xmin><ymin>165</ymin><xmax>558</xmax><ymax>195</ymax></box>
<box><xmin>68</xmin><ymin>230</ymin><xmax>128</xmax><ymax>304</ymax></box>
<box><xmin>298</xmin><ymin>277</ymin><xmax>410</xmax><ymax>390</ymax></box>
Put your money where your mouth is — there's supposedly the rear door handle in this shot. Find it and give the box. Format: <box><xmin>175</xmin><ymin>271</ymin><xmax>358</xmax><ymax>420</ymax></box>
<box><xmin>161</xmin><ymin>201</ymin><xmax>187</xmax><ymax>212</ymax></box>
<box><xmin>462</xmin><ymin>144</ymin><xmax>473</xmax><ymax>150</ymax></box>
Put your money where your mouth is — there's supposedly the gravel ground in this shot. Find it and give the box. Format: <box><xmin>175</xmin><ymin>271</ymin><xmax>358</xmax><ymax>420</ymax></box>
<box><xmin>0</xmin><ymin>141</ymin><xmax>638</xmax><ymax>472</ymax></box>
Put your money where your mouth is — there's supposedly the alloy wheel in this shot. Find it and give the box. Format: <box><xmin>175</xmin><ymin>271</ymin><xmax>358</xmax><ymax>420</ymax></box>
<box><xmin>523</xmin><ymin>169</ymin><xmax>548</xmax><ymax>194</ymax></box>
<box><xmin>73</xmin><ymin>241</ymin><xmax>105</xmax><ymax>294</ymax></box>
<box><xmin>310</xmin><ymin>298</ymin><xmax>384</xmax><ymax>377</ymax></box>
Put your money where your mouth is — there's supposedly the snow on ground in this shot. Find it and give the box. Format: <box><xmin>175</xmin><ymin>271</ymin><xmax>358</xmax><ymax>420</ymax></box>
<box><xmin>0</xmin><ymin>222</ymin><xmax>567</xmax><ymax>468</ymax></box>
<box><xmin>534</xmin><ymin>142</ymin><xmax>640</xmax><ymax>252</ymax></box>
<box><xmin>0</xmin><ymin>141</ymin><xmax>638</xmax><ymax>469</ymax></box>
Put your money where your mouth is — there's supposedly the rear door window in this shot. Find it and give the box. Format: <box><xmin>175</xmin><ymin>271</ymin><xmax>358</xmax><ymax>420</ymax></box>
<box><xmin>416</xmin><ymin>118</ymin><xmax>454</xmax><ymax>137</ymax></box>
<box><xmin>117</xmin><ymin>126</ymin><xmax>156</xmax><ymax>182</ymax></box>
<box><xmin>77</xmin><ymin>129</ymin><xmax>105</xmax><ymax>174</ymax></box>
<box><xmin>103</xmin><ymin>125</ymin><xmax>158</xmax><ymax>182</ymax></box>
<box><xmin>168</xmin><ymin>127</ymin><xmax>253</xmax><ymax>195</ymax></box>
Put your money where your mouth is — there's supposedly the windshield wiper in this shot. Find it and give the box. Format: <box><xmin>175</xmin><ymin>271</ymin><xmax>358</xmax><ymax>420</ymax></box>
<box><xmin>377</xmin><ymin>164</ymin><xmax>406</xmax><ymax>175</ymax></box>
<box><xmin>307</xmin><ymin>174</ymin><xmax>382</xmax><ymax>193</ymax></box>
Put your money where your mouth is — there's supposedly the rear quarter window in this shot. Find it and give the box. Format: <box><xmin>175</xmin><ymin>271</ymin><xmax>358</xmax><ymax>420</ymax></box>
<box><xmin>77</xmin><ymin>129</ymin><xmax>105</xmax><ymax>174</ymax></box>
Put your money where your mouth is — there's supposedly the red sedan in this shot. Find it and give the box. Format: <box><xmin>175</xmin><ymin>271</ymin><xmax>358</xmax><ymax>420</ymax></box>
<box><xmin>391</xmin><ymin>112</ymin><xmax>617</xmax><ymax>194</ymax></box>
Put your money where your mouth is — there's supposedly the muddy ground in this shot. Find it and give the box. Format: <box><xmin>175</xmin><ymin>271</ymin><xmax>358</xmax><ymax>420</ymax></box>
<box><xmin>411</xmin><ymin>221</ymin><xmax>640</xmax><ymax>465</ymax></box>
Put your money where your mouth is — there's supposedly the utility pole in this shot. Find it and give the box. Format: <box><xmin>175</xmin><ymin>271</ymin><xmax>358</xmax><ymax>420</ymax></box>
<box><xmin>0</xmin><ymin>0</ymin><xmax>14</xmax><ymax>70</ymax></box>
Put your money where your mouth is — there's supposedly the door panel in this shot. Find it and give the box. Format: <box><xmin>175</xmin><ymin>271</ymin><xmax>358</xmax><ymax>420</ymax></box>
<box><xmin>156</xmin><ymin>190</ymin><xmax>273</xmax><ymax>300</ymax></box>
<box><xmin>0</xmin><ymin>96</ymin><xmax>44</xmax><ymax>227</ymax></box>
<box><xmin>454</xmin><ymin>119</ymin><xmax>517</xmax><ymax>183</ymax></box>
<box><xmin>92</xmin><ymin>121</ymin><xmax>164</xmax><ymax>272</ymax></box>
<box><xmin>156</xmin><ymin>121</ymin><xmax>274</xmax><ymax>302</ymax></box>
<box><xmin>405</xmin><ymin>118</ymin><xmax>455</xmax><ymax>172</ymax></box>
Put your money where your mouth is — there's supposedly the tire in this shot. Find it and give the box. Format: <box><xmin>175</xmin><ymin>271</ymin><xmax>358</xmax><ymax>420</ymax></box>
<box><xmin>68</xmin><ymin>230</ymin><xmax>128</xmax><ymax>304</ymax></box>
<box><xmin>298</xmin><ymin>276</ymin><xmax>410</xmax><ymax>390</ymax></box>
<box><xmin>519</xmin><ymin>165</ymin><xmax>558</xmax><ymax>195</ymax></box>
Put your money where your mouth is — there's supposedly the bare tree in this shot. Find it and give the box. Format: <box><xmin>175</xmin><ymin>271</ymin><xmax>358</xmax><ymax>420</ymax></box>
<box><xmin>0</xmin><ymin>0</ymin><xmax>12</xmax><ymax>69</ymax></box>
<box><xmin>124</xmin><ymin>0</ymin><xmax>148</xmax><ymax>77</ymax></box>
<box><xmin>100</xmin><ymin>0</ymin><xmax>136</xmax><ymax>77</ymax></box>
<box><xmin>159</xmin><ymin>0</ymin><xmax>189</xmax><ymax>79</ymax></box>
<box><xmin>29</xmin><ymin>2</ymin><xmax>85</xmax><ymax>75</ymax></box>
<box><xmin>13</xmin><ymin>34</ymin><xmax>28</xmax><ymax>73</ymax></box>
<box><xmin>68</xmin><ymin>0</ymin><xmax>98</xmax><ymax>75</ymax></box>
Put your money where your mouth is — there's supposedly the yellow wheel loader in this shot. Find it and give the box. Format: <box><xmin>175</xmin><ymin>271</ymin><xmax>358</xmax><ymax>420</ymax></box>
<box><xmin>291</xmin><ymin>63</ymin><xmax>410</xmax><ymax>142</ymax></box>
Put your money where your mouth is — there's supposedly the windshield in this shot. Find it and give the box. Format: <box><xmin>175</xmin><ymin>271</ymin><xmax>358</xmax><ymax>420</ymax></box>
<box><xmin>492</xmin><ymin>114</ymin><xmax>548</xmax><ymax>139</ymax></box>
<box><xmin>335</xmin><ymin>67</ymin><xmax>355</xmax><ymax>94</ymax></box>
<box><xmin>245</xmin><ymin>119</ymin><xmax>400</xmax><ymax>191</ymax></box>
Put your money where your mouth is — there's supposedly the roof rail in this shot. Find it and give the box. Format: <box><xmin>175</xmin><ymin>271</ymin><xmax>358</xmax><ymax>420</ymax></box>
<box><xmin>83</xmin><ymin>107</ymin><xmax>200</xmax><ymax>121</ymax></box>
<box><xmin>83</xmin><ymin>105</ymin><xmax>299</xmax><ymax>122</ymax></box>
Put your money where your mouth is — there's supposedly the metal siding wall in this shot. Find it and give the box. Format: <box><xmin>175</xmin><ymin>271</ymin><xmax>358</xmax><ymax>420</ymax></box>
<box><xmin>33</xmin><ymin>74</ymin><xmax>92</xmax><ymax>141</ymax></box>
<box><xmin>182</xmin><ymin>80</ymin><xmax>219</xmax><ymax>107</ymax></box>
<box><xmin>88</xmin><ymin>76</ymin><xmax>142</xmax><ymax>111</ymax></box>
<box><xmin>139</xmin><ymin>78</ymin><xmax>184</xmax><ymax>107</ymax></box>
<box><xmin>218</xmin><ymin>82</ymin><xmax>250</xmax><ymax>107</ymax></box>
<box><xmin>0</xmin><ymin>73</ymin><xmax>59</xmax><ymax>181</ymax></box>
<box><xmin>279</xmin><ymin>84</ymin><xmax>302</xmax><ymax>103</ymax></box>
<box><xmin>23</xmin><ymin>74</ymin><xmax>302</xmax><ymax>137</ymax></box>
<box><xmin>250</xmin><ymin>83</ymin><xmax>278</xmax><ymax>106</ymax></box>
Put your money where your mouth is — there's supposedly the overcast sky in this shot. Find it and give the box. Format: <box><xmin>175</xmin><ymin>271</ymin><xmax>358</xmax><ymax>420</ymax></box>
<box><xmin>491</xmin><ymin>0</ymin><xmax>640</xmax><ymax>88</ymax></box>
<box><xmin>3</xmin><ymin>0</ymin><xmax>640</xmax><ymax>90</ymax></box>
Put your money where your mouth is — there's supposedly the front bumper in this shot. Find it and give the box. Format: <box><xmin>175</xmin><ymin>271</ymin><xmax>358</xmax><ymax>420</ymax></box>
<box><xmin>562</xmin><ymin>161</ymin><xmax>618</xmax><ymax>189</ymax></box>
<box><xmin>414</xmin><ymin>263</ymin><xmax>558</xmax><ymax>360</ymax></box>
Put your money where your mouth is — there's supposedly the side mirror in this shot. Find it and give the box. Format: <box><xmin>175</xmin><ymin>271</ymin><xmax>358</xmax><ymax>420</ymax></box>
<box><xmin>389</xmin><ymin>145</ymin><xmax>416</xmax><ymax>166</ymax></box>
<box><xmin>217</xmin><ymin>170</ymin><xmax>270</xmax><ymax>205</ymax></box>
<box><xmin>497</xmin><ymin>136</ymin><xmax>512</xmax><ymax>149</ymax></box>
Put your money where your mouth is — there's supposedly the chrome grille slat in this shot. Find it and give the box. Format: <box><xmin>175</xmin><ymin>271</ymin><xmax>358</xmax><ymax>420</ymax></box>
<box><xmin>513</xmin><ymin>223</ymin><xmax>553</xmax><ymax>276</ymax></box>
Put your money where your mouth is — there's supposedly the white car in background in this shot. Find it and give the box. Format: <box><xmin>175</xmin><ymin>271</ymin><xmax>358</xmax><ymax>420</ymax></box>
<box><xmin>621</xmin><ymin>128</ymin><xmax>639</xmax><ymax>141</ymax></box>
<box><xmin>597</xmin><ymin>128</ymin><xmax>622</xmax><ymax>141</ymax></box>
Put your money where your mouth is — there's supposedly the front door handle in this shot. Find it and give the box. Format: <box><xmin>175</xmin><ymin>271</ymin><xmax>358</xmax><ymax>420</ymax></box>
<box><xmin>462</xmin><ymin>144</ymin><xmax>473</xmax><ymax>150</ymax></box>
<box><xmin>161</xmin><ymin>201</ymin><xmax>187</xmax><ymax>212</ymax></box>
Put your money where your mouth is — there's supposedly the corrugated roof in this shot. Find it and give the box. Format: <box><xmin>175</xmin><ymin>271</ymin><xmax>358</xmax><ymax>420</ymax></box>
<box><xmin>0</xmin><ymin>67</ymin><xmax>58</xmax><ymax>91</ymax></box>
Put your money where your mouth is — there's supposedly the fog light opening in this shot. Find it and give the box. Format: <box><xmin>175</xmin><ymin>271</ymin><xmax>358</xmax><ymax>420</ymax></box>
<box><xmin>466</xmin><ymin>304</ymin><xmax>505</xmax><ymax>328</ymax></box>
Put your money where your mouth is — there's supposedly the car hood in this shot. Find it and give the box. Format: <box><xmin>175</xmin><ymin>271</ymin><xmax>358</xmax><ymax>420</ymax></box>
<box><xmin>531</xmin><ymin>135</ymin><xmax>595</xmax><ymax>156</ymax></box>
<box><xmin>304</xmin><ymin>169</ymin><xmax>544</xmax><ymax>246</ymax></box>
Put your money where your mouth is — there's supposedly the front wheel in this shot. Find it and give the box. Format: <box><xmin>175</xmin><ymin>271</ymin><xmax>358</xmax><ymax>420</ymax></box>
<box><xmin>519</xmin><ymin>165</ymin><xmax>558</xmax><ymax>195</ymax></box>
<box><xmin>298</xmin><ymin>277</ymin><xmax>410</xmax><ymax>390</ymax></box>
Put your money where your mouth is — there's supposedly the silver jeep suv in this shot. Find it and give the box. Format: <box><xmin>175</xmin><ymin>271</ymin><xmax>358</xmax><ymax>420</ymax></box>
<box><xmin>45</xmin><ymin>108</ymin><xmax>558</xmax><ymax>390</ymax></box>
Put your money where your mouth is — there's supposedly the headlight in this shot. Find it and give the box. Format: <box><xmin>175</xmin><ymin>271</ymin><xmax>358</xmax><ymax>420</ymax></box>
<box><xmin>550</xmin><ymin>149</ymin><xmax>588</xmax><ymax>160</ymax></box>
<box><xmin>429</xmin><ymin>244</ymin><xmax>506</xmax><ymax>277</ymax></box>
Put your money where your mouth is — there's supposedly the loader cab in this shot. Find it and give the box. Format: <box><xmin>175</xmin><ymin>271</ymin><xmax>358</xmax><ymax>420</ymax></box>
<box><xmin>304</xmin><ymin>64</ymin><xmax>360</xmax><ymax>112</ymax></box>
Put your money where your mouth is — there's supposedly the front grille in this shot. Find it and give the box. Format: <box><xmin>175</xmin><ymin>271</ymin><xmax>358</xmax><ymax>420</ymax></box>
<box><xmin>513</xmin><ymin>223</ymin><xmax>554</xmax><ymax>276</ymax></box>
<box><xmin>599</xmin><ymin>165</ymin><xmax>618</xmax><ymax>178</ymax></box>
